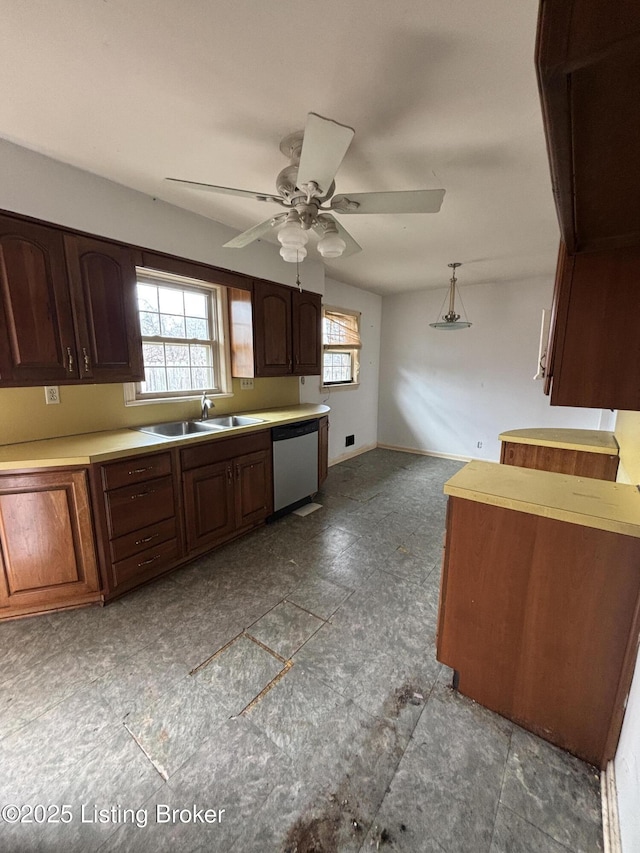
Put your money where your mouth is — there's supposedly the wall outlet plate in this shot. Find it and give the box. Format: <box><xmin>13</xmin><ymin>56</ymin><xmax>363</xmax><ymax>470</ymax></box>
<box><xmin>240</xmin><ymin>378</ymin><xmax>254</xmax><ymax>390</ymax></box>
<box><xmin>44</xmin><ymin>386</ymin><xmax>60</xmax><ymax>405</ymax></box>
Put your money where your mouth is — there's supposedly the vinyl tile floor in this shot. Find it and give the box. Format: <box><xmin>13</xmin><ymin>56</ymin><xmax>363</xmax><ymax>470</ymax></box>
<box><xmin>0</xmin><ymin>449</ymin><xmax>603</xmax><ymax>852</ymax></box>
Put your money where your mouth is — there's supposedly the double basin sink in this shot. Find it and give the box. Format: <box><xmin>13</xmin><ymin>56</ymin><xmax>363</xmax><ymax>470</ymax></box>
<box><xmin>135</xmin><ymin>415</ymin><xmax>265</xmax><ymax>438</ymax></box>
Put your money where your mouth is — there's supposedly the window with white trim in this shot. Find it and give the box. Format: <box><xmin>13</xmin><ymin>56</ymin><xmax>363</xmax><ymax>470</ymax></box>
<box><xmin>322</xmin><ymin>307</ymin><xmax>361</xmax><ymax>386</ymax></box>
<box><xmin>132</xmin><ymin>269</ymin><xmax>230</xmax><ymax>401</ymax></box>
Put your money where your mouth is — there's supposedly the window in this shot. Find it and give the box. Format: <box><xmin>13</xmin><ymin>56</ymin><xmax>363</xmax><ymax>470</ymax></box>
<box><xmin>131</xmin><ymin>269</ymin><xmax>230</xmax><ymax>401</ymax></box>
<box><xmin>322</xmin><ymin>307</ymin><xmax>361</xmax><ymax>386</ymax></box>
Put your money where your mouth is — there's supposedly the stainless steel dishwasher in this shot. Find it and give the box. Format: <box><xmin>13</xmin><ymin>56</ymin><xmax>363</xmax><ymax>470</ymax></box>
<box><xmin>271</xmin><ymin>419</ymin><xmax>319</xmax><ymax>518</ymax></box>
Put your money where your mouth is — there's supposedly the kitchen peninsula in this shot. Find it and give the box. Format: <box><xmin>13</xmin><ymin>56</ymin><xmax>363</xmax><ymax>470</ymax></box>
<box><xmin>436</xmin><ymin>459</ymin><xmax>640</xmax><ymax>769</ymax></box>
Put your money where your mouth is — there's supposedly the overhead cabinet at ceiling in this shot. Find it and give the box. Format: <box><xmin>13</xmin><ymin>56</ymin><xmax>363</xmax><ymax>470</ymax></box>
<box><xmin>0</xmin><ymin>214</ymin><xmax>144</xmax><ymax>386</ymax></box>
<box><xmin>228</xmin><ymin>280</ymin><xmax>322</xmax><ymax>378</ymax></box>
<box><xmin>537</xmin><ymin>0</ymin><xmax>640</xmax><ymax>410</ymax></box>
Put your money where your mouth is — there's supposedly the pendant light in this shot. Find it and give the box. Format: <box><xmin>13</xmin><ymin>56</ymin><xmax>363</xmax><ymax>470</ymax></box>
<box><xmin>429</xmin><ymin>262</ymin><xmax>472</xmax><ymax>330</ymax></box>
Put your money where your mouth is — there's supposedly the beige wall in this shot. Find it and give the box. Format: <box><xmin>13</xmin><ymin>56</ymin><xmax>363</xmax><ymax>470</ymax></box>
<box><xmin>0</xmin><ymin>378</ymin><xmax>299</xmax><ymax>446</ymax></box>
<box><xmin>615</xmin><ymin>410</ymin><xmax>640</xmax><ymax>483</ymax></box>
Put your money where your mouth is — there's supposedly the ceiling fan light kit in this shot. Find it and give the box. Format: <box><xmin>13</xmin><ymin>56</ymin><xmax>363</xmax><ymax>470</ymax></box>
<box><xmin>166</xmin><ymin>112</ymin><xmax>445</xmax><ymax>265</ymax></box>
<box><xmin>430</xmin><ymin>263</ymin><xmax>472</xmax><ymax>330</ymax></box>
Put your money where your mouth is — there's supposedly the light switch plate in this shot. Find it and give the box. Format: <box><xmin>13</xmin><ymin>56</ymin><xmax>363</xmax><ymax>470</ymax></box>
<box><xmin>240</xmin><ymin>378</ymin><xmax>254</xmax><ymax>390</ymax></box>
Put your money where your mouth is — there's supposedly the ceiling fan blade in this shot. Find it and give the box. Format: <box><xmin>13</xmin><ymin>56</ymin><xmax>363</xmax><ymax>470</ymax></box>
<box><xmin>313</xmin><ymin>214</ymin><xmax>362</xmax><ymax>258</ymax></box>
<box><xmin>331</xmin><ymin>188</ymin><xmax>445</xmax><ymax>214</ymax></box>
<box><xmin>223</xmin><ymin>215</ymin><xmax>286</xmax><ymax>249</ymax></box>
<box><xmin>165</xmin><ymin>177</ymin><xmax>282</xmax><ymax>204</ymax></box>
<box><xmin>296</xmin><ymin>113</ymin><xmax>355</xmax><ymax>197</ymax></box>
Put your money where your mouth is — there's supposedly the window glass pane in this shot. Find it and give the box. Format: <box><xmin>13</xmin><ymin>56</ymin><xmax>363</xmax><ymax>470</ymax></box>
<box><xmin>137</xmin><ymin>284</ymin><xmax>158</xmax><ymax>312</ymax></box>
<box><xmin>158</xmin><ymin>287</ymin><xmax>184</xmax><ymax>315</ymax></box>
<box><xmin>166</xmin><ymin>367</ymin><xmax>192</xmax><ymax>391</ymax></box>
<box><xmin>139</xmin><ymin>311</ymin><xmax>160</xmax><ymax>336</ymax></box>
<box><xmin>185</xmin><ymin>316</ymin><xmax>209</xmax><ymax>339</ymax></box>
<box><xmin>184</xmin><ymin>291</ymin><xmax>208</xmax><ymax>318</ymax></box>
<box><xmin>323</xmin><ymin>351</ymin><xmax>352</xmax><ymax>383</ymax></box>
<box><xmin>190</xmin><ymin>344</ymin><xmax>212</xmax><ymax>366</ymax></box>
<box><xmin>192</xmin><ymin>366</ymin><xmax>214</xmax><ymax>389</ymax></box>
<box><xmin>165</xmin><ymin>344</ymin><xmax>190</xmax><ymax>366</ymax></box>
<box><xmin>142</xmin><ymin>342</ymin><xmax>165</xmax><ymax>365</ymax></box>
<box><xmin>160</xmin><ymin>314</ymin><xmax>186</xmax><ymax>338</ymax></box>
<box><xmin>142</xmin><ymin>367</ymin><xmax>167</xmax><ymax>393</ymax></box>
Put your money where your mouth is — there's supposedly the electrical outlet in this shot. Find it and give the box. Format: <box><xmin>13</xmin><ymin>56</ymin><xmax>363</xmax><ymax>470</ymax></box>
<box><xmin>477</xmin><ymin>441</ymin><xmax>483</xmax><ymax>449</ymax></box>
<box><xmin>45</xmin><ymin>386</ymin><xmax>60</xmax><ymax>405</ymax></box>
<box><xmin>240</xmin><ymin>378</ymin><xmax>254</xmax><ymax>390</ymax></box>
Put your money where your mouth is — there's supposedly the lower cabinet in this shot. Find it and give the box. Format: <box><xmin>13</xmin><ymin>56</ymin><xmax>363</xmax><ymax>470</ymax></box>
<box><xmin>500</xmin><ymin>440</ymin><xmax>619</xmax><ymax>481</ymax></box>
<box><xmin>93</xmin><ymin>451</ymin><xmax>182</xmax><ymax>599</ymax></box>
<box><xmin>181</xmin><ymin>432</ymin><xmax>272</xmax><ymax>555</ymax></box>
<box><xmin>0</xmin><ymin>469</ymin><xmax>101</xmax><ymax>619</ymax></box>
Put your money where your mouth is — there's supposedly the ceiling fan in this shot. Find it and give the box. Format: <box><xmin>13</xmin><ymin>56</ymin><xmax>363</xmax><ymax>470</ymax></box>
<box><xmin>166</xmin><ymin>112</ymin><xmax>445</xmax><ymax>263</ymax></box>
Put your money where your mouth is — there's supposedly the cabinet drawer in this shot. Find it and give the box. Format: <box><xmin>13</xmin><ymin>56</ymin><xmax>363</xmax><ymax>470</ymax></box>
<box><xmin>112</xmin><ymin>538</ymin><xmax>179</xmax><ymax>588</ymax></box>
<box><xmin>109</xmin><ymin>517</ymin><xmax>177</xmax><ymax>563</ymax></box>
<box><xmin>101</xmin><ymin>452</ymin><xmax>172</xmax><ymax>490</ymax></box>
<box><xmin>105</xmin><ymin>475</ymin><xmax>175</xmax><ymax>538</ymax></box>
<box><xmin>180</xmin><ymin>430</ymin><xmax>270</xmax><ymax>471</ymax></box>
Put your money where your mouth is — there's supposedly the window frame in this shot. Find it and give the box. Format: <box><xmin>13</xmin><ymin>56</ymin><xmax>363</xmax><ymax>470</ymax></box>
<box><xmin>321</xmin><ymin>305</ymin><xmax>362</xmax><ymax>390</ymax></box>
<box><xmin>124</xmin><ymin>268</ymin><xmax>232</xmax><ymax>406</ymax></box>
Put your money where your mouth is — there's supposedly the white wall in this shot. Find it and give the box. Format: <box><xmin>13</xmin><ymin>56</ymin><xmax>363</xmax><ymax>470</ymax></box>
<box><xmin>0</xmin><ymin>137</ymin><xmax>324</xmax><ymax>294</ymax></box>
<box><xmin>377</xmin><ymin>276</ymin><xmax>603</xmax><ymax>460</ymax></box>
<box><xmin>615</xmin><ymin>651</ymin><xmax>640</xmax><ymax>853</ymax></box>
<box><xmin>300</xmin><ymin>277</ymin><xmax>382</xmax><ymax>464</ymax></box>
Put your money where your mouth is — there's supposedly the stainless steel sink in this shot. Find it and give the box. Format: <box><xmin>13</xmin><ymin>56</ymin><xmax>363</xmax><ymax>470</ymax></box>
<box><xmin>135</xmin><ymin>420</ymin><xmax>228</xmax><ymax>438</ymax></box>
<box><xmin>206</xmin><ymin>416</ymin><xmax>265</xmax><ymax>428</ymax></box>
<box><xmin>134</xmin><ymin>415</ymin><xmax>265</xmax><ymax>438</ymax></box>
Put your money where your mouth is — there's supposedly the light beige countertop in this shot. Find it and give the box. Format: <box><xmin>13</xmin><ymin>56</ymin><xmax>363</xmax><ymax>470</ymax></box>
<box><xmin>498</xmin><ymin>427</ymin><xmax>618</xmax><ymax>455</ymax></box>
<box><xmin>0</xmin><ymin>404</ymin><xmax>330</xmax><ymax>470</ymax></box>
<box><xmin>445</xmin><ymin>460</ymin><xmax>640</xmax><ymax>538</ymax></box>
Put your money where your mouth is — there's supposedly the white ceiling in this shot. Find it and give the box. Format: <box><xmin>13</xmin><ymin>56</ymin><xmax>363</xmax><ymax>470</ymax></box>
<box><xmin>0</xmin><ymin>0</ymin><xmax>560</xmax><ymax>295</ymax></box>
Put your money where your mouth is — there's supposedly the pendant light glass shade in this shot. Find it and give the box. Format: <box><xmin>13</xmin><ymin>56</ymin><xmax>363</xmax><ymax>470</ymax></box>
<box><xmin>429</xmin><ymin>262</ymin><xmax>472</xmax><ymax>330</ymax></box>
<box><xmin>278</xmin><ymin>211</ymin><xmax>309</xmax><ymax>262</ymax></box>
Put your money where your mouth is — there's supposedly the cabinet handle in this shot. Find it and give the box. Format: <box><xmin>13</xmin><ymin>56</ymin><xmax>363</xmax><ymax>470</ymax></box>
<box><xmin>66</xmin><ymin>347</ymin><xmax>74</xmax><ymax>373</ymax></box>
<box><xmin>135</xmin><ymin>533</ymin><xmax>159</xmax><ymax>545</ymax></box>
<box><xmin>227</xmin><ymin>466</ymin><xmax>232</xmax><ymax>483</ymax></box>
<box><xmin>235</xmin><ymin>465</ymin><xmax>240</xmax><ymax>480</ymax></box>
<box><xmin>137</xmin><ymin>553</ymin><xmax>161</xmax><ymax>567</ymax></box>
<box><xmin>82</xmin><ymin>347</ymin><xmax>91</xmax><ymax>373</ymax></box>
<box><xmin>128</xmin><ymin>466</ymin><xmax>152</xmax><ymax>475</ymax></box>
<box><xmin>130</xmin><ymin>489</ymin><xmax>155</xmax><ymax>500</ymax></box>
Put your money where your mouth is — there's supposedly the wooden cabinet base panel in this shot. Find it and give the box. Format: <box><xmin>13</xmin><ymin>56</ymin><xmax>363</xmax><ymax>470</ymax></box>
<box><xmin>437</xmin><ymin>496</ymin><xmax>640</xmax><ymax>769</ymax></box>
<box><xmin>0</xmin><ymin>591</ymin><xmax>104</xmax><ymax>621</ymax></box>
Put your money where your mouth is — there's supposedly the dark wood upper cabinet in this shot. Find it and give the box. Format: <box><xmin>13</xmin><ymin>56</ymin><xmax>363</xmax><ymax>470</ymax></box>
<box><xmin>0</xmin><ymin>214</ymin><xmax>143</xmax><ymax>387</ymax></box>
<box><xmin>537</xmin><ymin>0</ymin><xmax>640</xmax><ymax>253</ymax></box>
<box><xmin>292</xmin><ymin>289</ymin><xmax>322</xmax><ymax>376</ymax></box>
<box><xmin>546</xmin><ymin>244</ymin><xmax>640</xmax><ymax>410</ymax></box>
<box><xmin>0</xmin><ymin>216</ymin><xmax>79</xmax><ymax>384</ymax></box>
<box><xmin>229</xmin><ymin>280</ymin><xmax>321</xmax><ymax>378</ymax></box>
<box><xmin>64</xmin><ymin>234</ymin><xmax>144</xmax><ymax>382</ymax></box>
<box><xmin>254</xmin><ymin>280</ymin><xmax>293</xmax><ymax>376</ymax></box>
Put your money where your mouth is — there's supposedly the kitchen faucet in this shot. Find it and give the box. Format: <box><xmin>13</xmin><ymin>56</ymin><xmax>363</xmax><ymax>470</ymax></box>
<box><xmin>200</xmin><ymin>391</ymin><xmax>214</xmax><ymax>420</ymax></box>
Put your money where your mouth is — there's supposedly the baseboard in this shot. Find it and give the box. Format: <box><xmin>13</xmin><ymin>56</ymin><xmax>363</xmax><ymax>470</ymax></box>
<box><xmin>376</xmin><ymin>442</ymin><xmax>471</xmax><ymax>463</ymax></box>
<box><xmin>601</xmin><ymin>761</ymin><xmax>622</xmax><ymax>853</ymax></box>
<box><xmin>329</xmin><ymin>442</ymin><xmax>378</xmax><ymax>467</ymax></box>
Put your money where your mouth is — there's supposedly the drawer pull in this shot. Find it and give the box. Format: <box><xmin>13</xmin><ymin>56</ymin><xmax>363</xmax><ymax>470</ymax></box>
<box><xmin>137</xmin><ymin>553</ymin><xmax>162</xmax><ymax>567</ymax></box>
<box><xmin>128</xmin><ymin>466</ymin><xmax>152</xmax><ymax>475</ymax></box>
<box><xmin>135</xmin><ymin>534</ymin><xmax>159</xmax><ymax>545</ymax></box>
<box><xmin>130</xmin><ymin>489</ymin><xmax>155</xmax><ymax>500</ymax></box>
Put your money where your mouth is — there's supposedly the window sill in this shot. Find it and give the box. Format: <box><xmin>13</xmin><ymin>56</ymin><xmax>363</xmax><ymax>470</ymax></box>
<box><xmin>123</xmin><ymin>386</ymin><xmax>235</xmax><ymax>407</ymax></box>
<box><xmin>320</xmin><ymin>382</ymin><xmax>360</xmax><ymax>392</ymax></box>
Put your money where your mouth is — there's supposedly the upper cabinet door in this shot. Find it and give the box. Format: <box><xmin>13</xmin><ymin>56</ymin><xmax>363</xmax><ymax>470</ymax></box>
<box><xmin>64</xmin><ymin>234</ymin><xmax>144</xmax><ymax>383</ymax></box>
<box><xmin>0</xmin><ymin>216</ymin><xmax>79</xmax><ymax>384</ymax></box>
<box><xmin>292</xmin><ymin>290</ymin><xmax>322</xmax><ymax>376</ymax></box>
<box><xmin>253</xmin><ymin>280</ymin><xmax>292</xmax><ymax>376</ymax></box>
